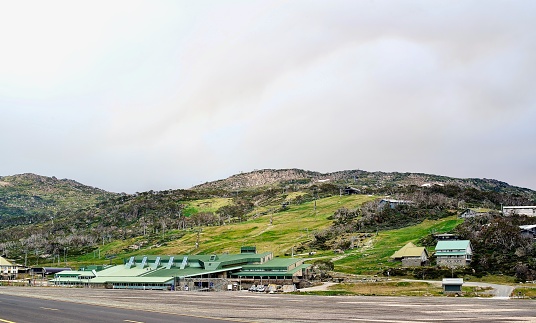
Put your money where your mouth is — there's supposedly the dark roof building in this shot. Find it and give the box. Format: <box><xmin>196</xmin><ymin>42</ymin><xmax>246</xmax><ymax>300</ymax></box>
<box><xmin>442</xmin><ymin>278</ymin><xmax>463</xmax><ymax>294</ymax></box>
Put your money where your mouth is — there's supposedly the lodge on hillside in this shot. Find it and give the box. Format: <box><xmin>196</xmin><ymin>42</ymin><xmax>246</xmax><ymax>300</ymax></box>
<box><xmin>435</xmin><ymin>240</ymin><xmax>472</xmax><ymax>268</ymax></box>
<box><xmin>390</xmin><ymin>242</ymin><xmax>429</xmax><ymax>267</ymax></box>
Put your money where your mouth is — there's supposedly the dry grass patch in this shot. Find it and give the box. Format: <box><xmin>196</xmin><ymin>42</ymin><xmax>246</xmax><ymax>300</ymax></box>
<box><xmin>512</xmin><ymin>284</ymin><xmax>536</xmax><ymax>299</ymax></box>
<box><xmin>329</xmin><ymin>281</ymin><xmax>442</xmax><ymax>296</ymax></box>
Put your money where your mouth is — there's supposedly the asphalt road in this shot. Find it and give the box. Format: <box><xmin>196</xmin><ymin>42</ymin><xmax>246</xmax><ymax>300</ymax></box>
<box><xmin>0</xmin><ymin>287</ymin><xmax>535</xmax><ymax>323</ymax></box>
<box><xmin>0</xmin><ymin>294</ymin><xmax>229</xmax><ymax>323</ymax></box>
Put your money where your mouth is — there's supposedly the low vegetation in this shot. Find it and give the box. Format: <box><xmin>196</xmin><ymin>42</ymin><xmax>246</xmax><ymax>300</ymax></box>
<box><xmin>1</xmin><ymin>169</ymin><xmax>535</xmax><ymax>284</ymax></box>
<box><xmin>511</xmin><ymin>285</ymin><xmax>536</xmax><ymax>299</ymax></box>
<box><xmin>327</xmin><ymin>281</ymin><xmax>443</xmax><ymax>296</ymax></box>
<box><xmin>333</xmin><ymin>216</ymin><xmax>463</xmax><ymax>275</ymax></box>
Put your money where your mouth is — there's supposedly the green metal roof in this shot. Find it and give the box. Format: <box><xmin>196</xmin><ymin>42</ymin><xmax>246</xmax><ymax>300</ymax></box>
<box><xmin>143</xmin><ymin>266</ymin><xmax>243</xmax><ymax>278</ymax></box>
<box><xmin>435</xmin><ymin>252</ymin><xmax>468</xmax><ymax>256</ymax></box>
<box><xmin>52</xmin><ymin>252</ymin><xmax>308</xmax><ymax>286</ymax></box>
<box><xmin>123</xmin><ymin>252</ymin><xmax>273</xmax><ymax>269</ymax></box>
<box><xmin>95</xmin><ymin>265</ymin><xmax>153</xmax><ymax>277</ymax></box>
<box><xmin>90</xmin><ymin>276</ymin><xmax>174</xmax><ymax>284</ymax></box>
<box><xmin>56</xmin><ymin>270</ymin><xmax>95</xmax><ymax>277</ymax></box>
<box><xmin>435</xmin><ymin>240</ymin><xmax>471</xmax><ymax>251</ymax></box>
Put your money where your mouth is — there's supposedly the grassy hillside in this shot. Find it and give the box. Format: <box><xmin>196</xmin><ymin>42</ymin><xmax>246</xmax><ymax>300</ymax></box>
<box><xmin>2</xmin><ymin>170</ymin><xmax>533</xmax><ymax>280</ymax></box>
<box><xmin>68</xmin><ymin>195</ymin><xmax>464</xmax><ymax>278</ymax></box>
<box><xmin>334</xmin><ymin>216</ymin><xmax>463</xmax><ymax>274</ymax></box>
<box><xmin>69</xmin><ymin>194</ymin><xmax>377</xmax><ymax>265</ymax></box>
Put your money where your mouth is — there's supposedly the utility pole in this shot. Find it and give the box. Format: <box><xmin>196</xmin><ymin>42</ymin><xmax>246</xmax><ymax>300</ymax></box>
<box><xmin>195</xmin><ymin>229</ymin><xmax>202</xmax><ymax>249</ymax></box>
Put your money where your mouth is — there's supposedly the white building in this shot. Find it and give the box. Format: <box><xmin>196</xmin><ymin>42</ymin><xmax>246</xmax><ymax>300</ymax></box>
<box><xmin>502</xmin><ymin>206</ymin><xmax>536</xmax><ymax>217</ymax></box>
<box><xmin>0</xmin><ymin>256</ymin><xmax>18</xmax><ymax>280</ymax></box>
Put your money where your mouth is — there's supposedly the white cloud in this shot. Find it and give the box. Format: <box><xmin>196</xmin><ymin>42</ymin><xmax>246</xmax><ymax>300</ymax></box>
<box><xmin>1</xmin><ymin>0</ymin><xmax>535</xmax><ymax>192</ymax></box>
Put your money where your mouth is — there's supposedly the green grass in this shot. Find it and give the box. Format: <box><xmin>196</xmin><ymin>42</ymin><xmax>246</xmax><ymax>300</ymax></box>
<box><xmin>327</xmin><ymin>281</ymin><xmax>443</xmax><ymax>296</ymax></box>
<box><xmin>334</xmin><ymin>216</ymin><xmax>463</xmax><ymax>274</ymax></box>
<box><xmin>68</xmin><ymin>194</ymin><xmax>378</xmax><ymax>264</ymax></box>
<box><xmin>461</xmin><ymin>285</ymin><xmax>493</xmax><ymax>297</ymax></box>
<box><xmin>46</xmin><ymin>194</ymin><xmax>467</xmax><ymax>278</ymax></box>
<box><xmin>183</xmin><ymin>198</ymin><xmax>233</xmax><ymax>216</ymax></box>
<box><xmin>511</xmin><ymin>286</ymin><xmax>536</xmax><ymax>299</ymax></box>
<box><xmin>463</xmin><ymin>275</ymin><xmax>517</xmax><ymax>285</ymax></box>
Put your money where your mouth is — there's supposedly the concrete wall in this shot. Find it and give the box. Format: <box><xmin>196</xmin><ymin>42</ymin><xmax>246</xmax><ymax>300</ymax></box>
<box><xmin>437</xmin><ymin>257</ymin><xmax>468</xmax><ymax>268</ymax></box>
<box><xmin>402</xmin><ymin>258</ymin><xmax>424</xmax><ymax>267</ymax></box>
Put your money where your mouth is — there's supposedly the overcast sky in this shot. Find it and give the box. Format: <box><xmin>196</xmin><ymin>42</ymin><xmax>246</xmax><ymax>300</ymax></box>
<box><xmin>1</xmin><ymin>1</ymin><xmax>535</xmax><ymax>193</ymax></box>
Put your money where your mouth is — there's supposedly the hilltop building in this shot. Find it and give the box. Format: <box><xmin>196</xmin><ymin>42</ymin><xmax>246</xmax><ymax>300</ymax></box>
<box><xmin>378</xmin><ymin>199</ymin><xmax>413</xmax><ymax>210</ymax></box>
<box><xmin>502</xmin><ymin>206</ymin><xmax>536</xmax><ymax>217</ymax></box>
<box><xmin>433</xmin><ymin>233</ymin><xmax>460</xmax><ymax>241</ymax></box>
<box><xmin>459</xmin><ymin>208</ymin><xmax>489</xmax><ymax>219</ymax></box>
<box><xmin>52</xmin><ymin>248</ymin><xmax>311</xmax><ymax>291</ymax></box>
<box><xmin>520</xmin><ymin>224</ymin><xmax>536</xmax><ymax>239</ymax></box>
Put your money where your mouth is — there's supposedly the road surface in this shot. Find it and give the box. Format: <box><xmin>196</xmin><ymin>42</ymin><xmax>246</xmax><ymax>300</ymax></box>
<box><xmin>0</xmin><ymin>287</ymin><xmax>535</xmax><ymax>323</ymax></box>
<box><xmin>0</xmin><ymin>294</ymin><xmax>226</xmax><ymax>323</ymax></box>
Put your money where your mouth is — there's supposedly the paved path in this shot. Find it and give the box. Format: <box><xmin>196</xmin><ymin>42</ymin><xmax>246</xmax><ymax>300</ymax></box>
<box><xmin>299</xmin><ymin>282</ymin><xmax>338</xmax><ymax>291</ymax></box>
<box><xmin>464</xmin><ymin>282</ymin><xmax>515</xmax><ymax>298</ymax></box>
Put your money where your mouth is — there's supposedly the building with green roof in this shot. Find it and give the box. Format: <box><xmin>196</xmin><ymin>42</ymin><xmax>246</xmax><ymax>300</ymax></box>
<box><xmin>52</xmin><ymin>248</ymin><xmax>311</xmax><ymax>291</ymax></box>
<box><xmin>435</xmin><ymin>240</ymin><xmax>472</xmax><ymax>268</ymax></box>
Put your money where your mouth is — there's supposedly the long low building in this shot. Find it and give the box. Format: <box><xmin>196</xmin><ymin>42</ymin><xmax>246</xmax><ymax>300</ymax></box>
<box><xmin>52</xmin><ymin>248</ymin><xmax>311</xmax><ymax>291</ymax></box>
<box><xmin>502</xmin><ymin>206</ymin><xmax>536</xmax><ymax>217</ymax></box>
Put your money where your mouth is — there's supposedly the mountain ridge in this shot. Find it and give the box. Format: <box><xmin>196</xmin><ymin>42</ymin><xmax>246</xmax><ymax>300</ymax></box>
<box><xmin>0</xmin><ymin>173</ymin><xmax>117</xmax><ymax>226</ymax></box>
<box><xmin>192</xmin><ymin>168</ymin><xmax>535</xmax><ymax>197</ymax></box>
